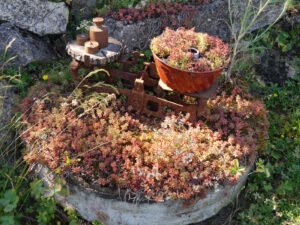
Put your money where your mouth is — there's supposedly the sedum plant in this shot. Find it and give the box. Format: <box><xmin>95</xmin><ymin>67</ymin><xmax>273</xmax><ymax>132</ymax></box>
<box><xmin>150</xmin><ymin>27</ymin><xmax>230</xmax><ymax>72</ymax></box>
<box><xmin>21</xmin><ymin>89</ymin><xmax>268</xmax><ymax>202</ymax></box>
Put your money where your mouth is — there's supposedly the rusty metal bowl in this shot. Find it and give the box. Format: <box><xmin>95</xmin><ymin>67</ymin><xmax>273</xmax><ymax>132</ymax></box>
<box><xmin>152</xmin><ymin>52</ymin><xmax>223</xmax><ymax>94</ymax></box>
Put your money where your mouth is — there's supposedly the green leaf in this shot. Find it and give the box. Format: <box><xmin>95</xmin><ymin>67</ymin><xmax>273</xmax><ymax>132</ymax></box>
<box><xmin>276</xmin><ymin>32</ymin><xmax>289</xmax><ymax>44</ymax></box>
<box><xmin>256</xmin><ymin>159</ymin><xmax>271</xmax><ymax>178</ymax></box>
<box><xmin>230</xmin><ymin>159</ymin><xmax>245</xmax><ymax>175</ymax></box>
<box><xmin>0</xmin><ymin>189</ymin><xmax>19</xmax><ymax>213</ymax></box>
<box><xmin>0</xmin><ymin>215</ymin><xmax>15</xmax><ymax>225</ymax></box>
<box><xmin>30</xmin><ymin>180</ymin><xmax>44</xmax><ymax>199</ymax></box>
<box><xmin>277</xmin><ymin>180</ymin><xmax>294</xmax><ymax>196</ymax></box>
<box><xmin>44</xmin><ymin>178</ymin><xmax>68</xmax><ymax>198</ymax></box>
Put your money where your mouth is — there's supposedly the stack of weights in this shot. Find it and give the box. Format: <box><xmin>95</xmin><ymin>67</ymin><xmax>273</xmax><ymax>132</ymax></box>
<box><xmin>81</xmin><ymin>17</ymin><xmax>109</xmax><ymax>54</ymax></box>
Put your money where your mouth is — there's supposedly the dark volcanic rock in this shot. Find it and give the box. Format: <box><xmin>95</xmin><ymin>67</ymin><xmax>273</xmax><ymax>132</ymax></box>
<box><xmin>0</xmin><ymin>23</ymin><xmax>55</xmax><ymax>67</ymax></box>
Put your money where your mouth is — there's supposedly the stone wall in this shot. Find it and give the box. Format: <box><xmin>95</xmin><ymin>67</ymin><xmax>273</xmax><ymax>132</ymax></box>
<box><xmin>105</xmin><ymin>1</ymin><xmax>231</xmax><ymax>51</ymax></box>
<box><xmin>0</xmin><ymin>0</ymin><xmax>288</xmax><ymax>66</ymax></box>
<box><xmin>106</xmin><ymin>0</ymin><xmax>286</xmax><ymax>51</ymax></box>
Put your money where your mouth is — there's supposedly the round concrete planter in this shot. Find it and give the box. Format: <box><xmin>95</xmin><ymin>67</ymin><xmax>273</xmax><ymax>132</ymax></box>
<box><xmin>35</xmin><ymin>161</ymin><xmax>254</xmax><ymax>225</ymax></box>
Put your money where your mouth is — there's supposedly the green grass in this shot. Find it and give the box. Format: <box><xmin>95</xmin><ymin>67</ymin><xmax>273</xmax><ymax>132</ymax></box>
<box><xmin>0</xmin><ymin>58</ymin><xmax>80</xmax><ymax>224</ymax></box>
<box><xmin>236</xmin><ymin>76</ymin><xmax>300</xmax><ymax>225</ymax></box>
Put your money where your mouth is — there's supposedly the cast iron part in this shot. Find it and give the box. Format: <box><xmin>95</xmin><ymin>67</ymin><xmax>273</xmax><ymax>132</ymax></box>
<box><xmin>71</xmin><ymin>51</ymin><xmax>218</xmax><ymax>122</ymax></box>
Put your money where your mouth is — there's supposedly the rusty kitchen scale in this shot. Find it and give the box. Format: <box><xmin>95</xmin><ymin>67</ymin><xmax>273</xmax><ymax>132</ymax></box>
<box><xmin>67</xmin><ymin>17</ymin><xmax>218</xmax><ymax>122</ymax></box>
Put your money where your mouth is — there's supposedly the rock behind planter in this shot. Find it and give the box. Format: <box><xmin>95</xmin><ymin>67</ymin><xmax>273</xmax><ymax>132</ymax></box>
<box><xmin>0</xmin><ymin>0</ymin><xmax>69</xmax><ymax>36</ymax></box>
<box><xmin>0</xmin><ymin>23</ymin><xmax>55</xmax><ymax>67</ymax></box>
<box><xmin>71</xmin><ymin>0</ymin><xmax>97</xmax><ymax>19</ymax></box>
<box><xmin>36</xmin><ymin>162</ymin><xmax>254</xmax><ymax>225</ymax></box>
<box><xmin>106</xmin><ymin>0</ymin><xmax>286</xmax><ymax>51</ymax></box>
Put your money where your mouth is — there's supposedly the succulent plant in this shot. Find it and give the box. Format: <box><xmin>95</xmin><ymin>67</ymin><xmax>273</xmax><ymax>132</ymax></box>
<box><xmin>22</xmin><ymin>88</ymin><xmax>268</xmax><ymax>202</ymax></box>
<box><xmin>110</xmin><ymin>2</ymin><xmax>199</xmax><ymax>24</ymax></box>
<box><xmin>150</xmin><ymin>28</ymin><xmax>230</xmax><ymax>72</ymax></box>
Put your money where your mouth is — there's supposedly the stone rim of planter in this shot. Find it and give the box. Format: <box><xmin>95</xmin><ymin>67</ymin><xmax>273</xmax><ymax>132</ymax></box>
<box><xmin>33</xmin><ymin>152</ymin><xmax>256</xmax><ymax>225</ymax></box>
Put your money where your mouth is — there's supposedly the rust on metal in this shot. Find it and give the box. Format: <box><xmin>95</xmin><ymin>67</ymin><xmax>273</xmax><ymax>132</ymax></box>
<box><xmin>70</xmin><ymin>50</ymin><xmax>218</xmax><ymax>122</ymax></box>
<box><xmin>152</xmin><ymin>51</ymin><xmax>222</xmax><ymax>94</ymax></box>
